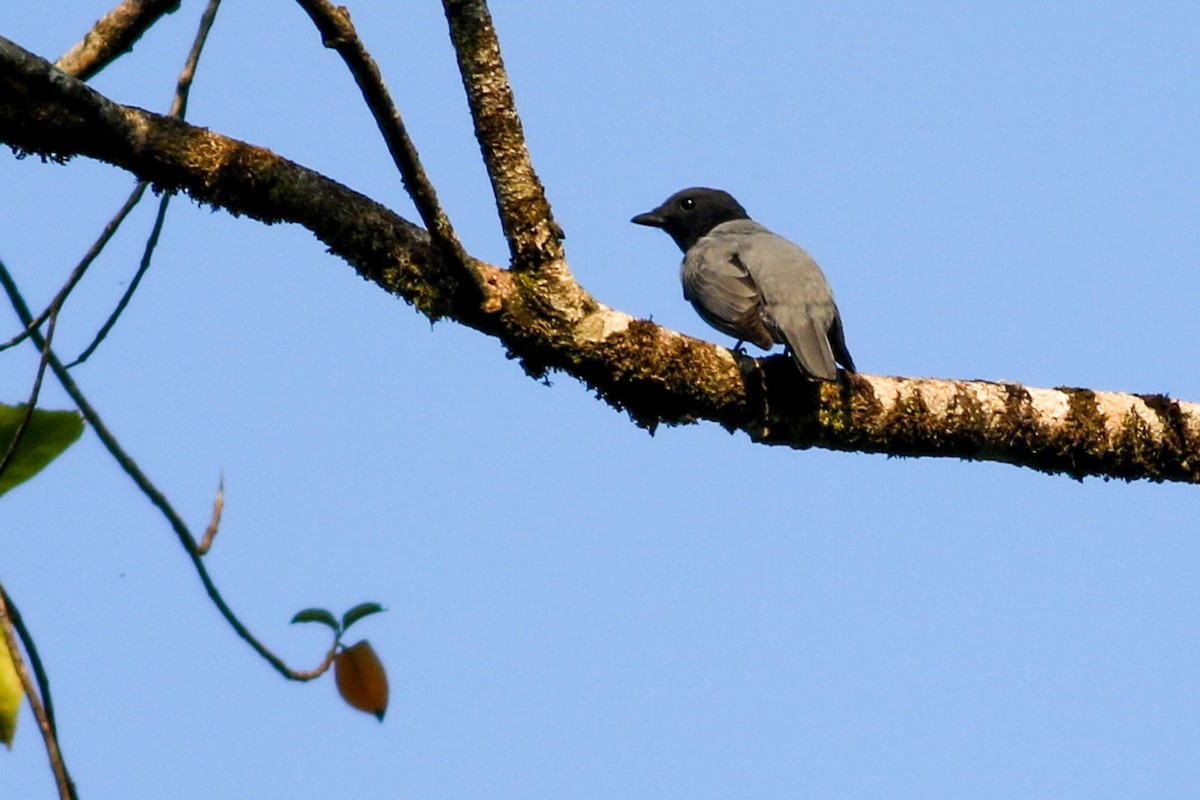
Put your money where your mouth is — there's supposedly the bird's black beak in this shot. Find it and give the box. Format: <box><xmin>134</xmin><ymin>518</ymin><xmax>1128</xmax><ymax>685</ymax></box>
<box><xmin>631</xmin><ymin>211</ymin><xmax>664</xmax><ymax>228</ymax></box>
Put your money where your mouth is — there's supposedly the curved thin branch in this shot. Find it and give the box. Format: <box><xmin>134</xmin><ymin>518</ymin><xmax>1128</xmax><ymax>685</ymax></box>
<box><xmin>68</xmin><ymin>0</ymin><xmax>220</xmax><ymax>367</ymax></box>
<box><xmin>0</xmin><ymin>309</ymin><xmax>57</xmax><ymax>483</ymax></box>
<box><xmin>2</xmin><ymin>38</ymin><xmax>1198</xmax><ymax>484</ymax></box>
<box><xmin>0</xmin><ymin>584</ymin><xmax>76</xmax><ymax>800</ymax></box>
<box><xmin>65</xmin><ymin>191</ymin><xmax>171</xmax><ymax>367</ymax></box>
<box><xmin>0</xmin><ymin>259</ymin><xmax>341</xmax><ymax>681</ymax></box>
<box><xmin>0</xmin><ymin>586</ymin><xmax>59</xmax><ymax>739</ymax></box>
<box><xmin>0</xmin><ymin>181</ymin><xmax>149</xmax><ymax>354</ymax></box>
<box><xmin>443</xmin><ymin>0</ymin><xmax>565</xmax><ymax>272</ymax></box>
<box><xmin>55</xmin><ymin>0</ymin><xmax>182</xmax><ymax>81</ymax></box>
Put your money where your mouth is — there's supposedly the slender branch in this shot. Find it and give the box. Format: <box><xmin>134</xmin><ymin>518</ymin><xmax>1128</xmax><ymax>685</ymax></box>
<box><xmin>55</xmin><ymin>0</ymin><xmax>182</xmax><ymax>81</ymax></box>
<box><xmin>0</xmin><ymin>584</ymin><xmax>76</xmax><ymax>800</ymax></box>
<box><xmin>66</xmin><ymin>0</ymin><xmax>219</xmax><ymax>367</ymax></box>
<box><xmin>196</xmin><ymin>473</ymin><xmax>224</xmax><ymax>555</ymax></box>
<box><xmin>0</xmin><ymin>259</ymin><xmax>339</xmax><ymax>680</ymax></box>
<box><xmin>0</xmin><ymin>181</ymin><xmax>149</xmax><ymax>354</ymax></box>
<box><xmin>66</xmin><ymin>192</ymin><xmax>171</xmax><ymax>367</ymax></box>
<box><xmin>3</xmin><ymin>38</ymin><xmax>1199</xmax><ymax>483</ymax></box>
<box><xmin>0</xmin><ymin>310</ymin><xmax>57</xmax><ymax>483</ymax></box>
<box><xmin>167</xmin><ymin>0</ymin><xmax>222</xmax><ymax>119</ymax></box>
<box><xmin>442</xmin><ymin>0</ymin><xmax>565</xmax><ymax>272</ymax></box>
<box><xmin>291</xmin><ymin>643</ymin><xmax>340</xmax><ymax>682</ymax></box>
<box><xmin>0</xmin><ymin>586</ymin><xmax>58</xmax><ymax>739</ymax></box>
<box><xmin>294</xmin><ymin>0</ymin><xmax>497</xmax><ymax>309</ymax></box>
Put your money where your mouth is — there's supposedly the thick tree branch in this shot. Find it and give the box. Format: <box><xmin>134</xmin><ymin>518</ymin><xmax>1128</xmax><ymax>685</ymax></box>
<box><xmin>3</xmin><ymin>37</ymin><xmax>1199</xmax><ymax>483</ymax></box>
<box><xmin>55</xmin><ymin>0</ymin><xmax>182</xmax><ymax>81</ymax></box>
<box><xmin>443</xmin><ymin>0</ymin><xmax>565</xmax><ymax>272</ymax></box>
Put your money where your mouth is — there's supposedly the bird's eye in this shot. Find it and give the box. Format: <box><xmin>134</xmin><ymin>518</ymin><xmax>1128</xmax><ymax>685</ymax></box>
<box><xmin>679</xmin><ymin>197</ymin><xmax>695</xmax><ymax>211</ymax></box>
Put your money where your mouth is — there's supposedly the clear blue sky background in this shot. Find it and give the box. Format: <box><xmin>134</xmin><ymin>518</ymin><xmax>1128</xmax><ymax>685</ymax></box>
<box><xmin>3</xmin><ymin>2</ymin><xmax>1200</xmax><ymax>797</ymax></box>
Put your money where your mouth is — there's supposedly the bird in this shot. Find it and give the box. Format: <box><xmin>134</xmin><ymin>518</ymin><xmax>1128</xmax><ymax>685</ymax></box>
<box><xmin>631</xmin><ymin>187</ymin><xmax>855</xmax><ymax>381</ymax></box>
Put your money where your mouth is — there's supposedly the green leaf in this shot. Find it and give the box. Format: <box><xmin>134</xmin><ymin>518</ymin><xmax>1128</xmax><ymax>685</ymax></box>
<box><xmin>290</xmin><ymin>608</ymin><xmax>339</xmax><ymax>632</ymax></box>
<box><xmin>341</xmin><ymin>602</ymin><xmax>385</xmax><ymax>631</ymax></box>
<box><xmin>0</xmin><ymin>404</ymin><xmax>84</xmax><ymax>498</ymax></box>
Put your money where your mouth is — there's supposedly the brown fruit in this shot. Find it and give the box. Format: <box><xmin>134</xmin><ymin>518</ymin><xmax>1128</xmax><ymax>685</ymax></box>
<box><xmin>335</xmin><ymin>640</ymin><xmax>389</xmax><ymax>720</ymax></box>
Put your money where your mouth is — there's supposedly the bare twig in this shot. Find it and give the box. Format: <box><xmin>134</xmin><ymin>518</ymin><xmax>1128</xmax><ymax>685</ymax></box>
<box><xmin>442</xmin><ymin>0</ymin><xmax>565</xmax><ymax>272</ymax></box>
<box><xmin>0</xmin><ymin>310</ymin><xmax>57</xmax><ymax>483</ymax></box>
<box><xmin>0</xmin><ymin>181</ymin><xmax>149</xmax><ymax>354</ymax></box>
<box><xmin>66</xmin><ymin>192</ymin><xmax>171</xmax><ymax>367</ymax></box>
<box><xmin>167</xmin><ymin>0</ymin><xmax>222</xmax><ymax>119</ymax></box>
<box><xmin>0</xmin><ymin>586</ymin><xmax>59</xmax><ymax>739</ymax></box>
<box><xmin>0</xmin><ymin>584</ymin><xmax>76</xmax><ymax>800</ymax></box>
<box><xmin>294</xmin><ymin>0</ymin><xmax>496</xmax><ymax>309</ymax></box>
<box><xmin>196</xmin><ymin>473</ymin><xmax>224</xmax><ymax>555</ymax></box>
<box><xmin>291</xmin><ymin>642</ymin><xmax>340</xmax><ymax>682</ymax></box>
<box><xmin>55</xmin><ymin>0</ymin><xmax>182</xmax><ymax>81</ymax></box>
<box><xmin>0</xmin><ymin>259</ymin><xmax>337</xmax><ymax>681</ymax></box>
<box><xmin>67</xmin><ymin>0</ymin><xmax>220</xmax><ymax>367</ymax></box>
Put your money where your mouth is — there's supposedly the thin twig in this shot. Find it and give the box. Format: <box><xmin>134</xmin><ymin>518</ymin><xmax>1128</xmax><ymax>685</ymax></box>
<box><xmin>196</xmin><ymin>472</ymin><xmax>224</xmax><ymax>555</ymax></box>
<box><xmin>168</xmin><ymin>0</ymin><xmax>223</xmax><ymax>119</ymax></box>
<box><xmin>56</xmin><ymin>0</ymin><xmax>182</xmax><ymax>81</ymax></box>
<box><xmin>66</xmin><ymin>192</ymin><xmax>171</xmax><ymax>367</ymax></box>
<box><xmin>0</xmin><ymin>583</ymin><xmax>76</xmax><ymax>800</ymax></box>
<box><xmin>293</xmin><ymin>0</ymin><xmax>495</xmax><ymax>308</ymax></box>
<box><xmin>0</xmin><ymin>310</ymin><xmax>57</xmax><ymax>483</ymax></box>
<box><xmin>0</xmin><ymin>181</ymin><xmax>149</xmax><ymax>354</ymax></box>
<box><xmin>442</xmin><ymin>0</ymin><xmax>564</xmax><ymax>272</ymax></box>
<box><xmin>66</xmin><ymin>0</ymin><xmax>220</xmax><ymax>368</ymax></box>
<box><xmin>0</xmin><ymin>260</ymin><xmax>330</xmax><ymax>681</ymax></box>
<box><xmin>0</xmin><ymin>587</ymin><xmax>58</xmax><ymax>740</ymax></box>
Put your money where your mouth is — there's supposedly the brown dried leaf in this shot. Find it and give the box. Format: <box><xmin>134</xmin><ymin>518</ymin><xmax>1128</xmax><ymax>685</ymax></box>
<box><xmin>334</xmin><ymin>640</ymin><xmax>388</xmax><ymax>721</ymax></box>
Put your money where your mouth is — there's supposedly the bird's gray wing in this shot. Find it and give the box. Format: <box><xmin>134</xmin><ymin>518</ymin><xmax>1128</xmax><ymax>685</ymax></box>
<box><xmin>681</xmin><ymin>236</ymin><xmax>774</xmax><ymax>349</ymax></box>
<box><xmin>734</xmin><ymin>229</ymin><xmax>840</xmax><ymax>380</ymax></box>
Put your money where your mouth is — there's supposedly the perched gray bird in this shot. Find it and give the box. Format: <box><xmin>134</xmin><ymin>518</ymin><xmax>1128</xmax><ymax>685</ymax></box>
<box><xmin>632</xmin><ymin>187</ymin><xmax>855</xmax><ymax>381</ymax></box>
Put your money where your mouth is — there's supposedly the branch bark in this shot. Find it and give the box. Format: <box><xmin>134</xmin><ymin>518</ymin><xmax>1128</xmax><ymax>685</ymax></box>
<box><xmin>3</xmin><ymin>36</ymin><xmax>1198</xmax><ymax>484</ymax></box>
<box><xmin>443</xmin><ymin>0</ymin><xmax>565</xmax><ymax>272</ymax></box>
<box><xmin>293</xmin><ymin>0</ymin><xmax>492</xmax><ymax>308</ymax></box>
<box><xmin>55</xmin><ymin>0</ymin><xmax>182</xmax><ymax>81</ymax></box>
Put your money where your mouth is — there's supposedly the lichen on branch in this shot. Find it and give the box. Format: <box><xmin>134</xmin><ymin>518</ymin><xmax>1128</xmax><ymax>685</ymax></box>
<box><xmin>2</xmin><ymin>35</ymin><xmax>1198</xmax><ymax>483</ymax></box>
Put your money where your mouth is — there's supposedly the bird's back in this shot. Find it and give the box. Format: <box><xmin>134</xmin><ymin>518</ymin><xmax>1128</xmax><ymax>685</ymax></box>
<box><xmin>694</xmin><ymin>220</ymin><xmax>847</xmax><ymax>380</ymax></box>
<box><xmin>681</xmin><ymin>222</ymin><xmax>775</xmax><ymax>350</ymax></box>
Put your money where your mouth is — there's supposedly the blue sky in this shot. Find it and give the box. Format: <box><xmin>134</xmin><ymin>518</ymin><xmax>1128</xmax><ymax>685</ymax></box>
<box><xmin>3</xmin><ymin>2</ymin><xmax>1200</xmax><ymax>797</ymax></box>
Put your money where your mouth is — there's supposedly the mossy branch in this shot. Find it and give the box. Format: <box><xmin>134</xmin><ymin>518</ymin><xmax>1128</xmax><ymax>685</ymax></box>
<box><xmin>2</xmin><ymin>36</ymin><xmax>1197</xmax><ymax>483</ymax></box>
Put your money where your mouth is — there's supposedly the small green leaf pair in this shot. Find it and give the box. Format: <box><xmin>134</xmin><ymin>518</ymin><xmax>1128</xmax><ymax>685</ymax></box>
<box><xmin>291</xmin><ymin>602</ymin><xmax>390</xmax><ymax>720</ymax></box>
<box><xmin>290</xmin><ymin>601</ymin><xmax>384</xmax><ymax>634</ymax></box>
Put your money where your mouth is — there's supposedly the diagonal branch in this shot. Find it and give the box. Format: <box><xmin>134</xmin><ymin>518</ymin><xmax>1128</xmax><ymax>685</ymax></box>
<box><xmin>2</xmin><ymin>37</ymin><xmax>1199</xmax><ymax>484</ymax></box>
<box><xmin>70</xmin><ymin>0</ymin><xmax>220</xmax><ymax>367</ymax></box>
<box><xmin>293</xmin><ymin>0</ymin><xmax>496</xmax><ymax>309</ymax></box>
<box><xmin>0</xmin><ymin>181</ymin><xmax>149</xmax><ymax>354</ymax></box>
<box><xmin>443</xmin><ymin>0</ymin><xmax>565</xmax><ymax>272</ymax></box>
<box><xmin>0</xmin><ymin>584</ymin><xmax>76</xmax><ymax>800</ymax></box>
<box><xmin>0</xmin><ymin>258</ymin><xmax>340</xmax><ymax>682</ymax></box>
<box><xmin>65</xmin><ymin>191</ymin><xmax>171</xmax><ymax>367</ymax></box>
<box><xmin>0</xmin><ymin>309</ymin><xmax>57</xmax><ymax>482</ymax></box>
<box><xmin>167</xmin><ymin>0</ymin><xmax>222</xmax><ymax>119</ymax></box>
<box><xmin>55</xmin><ymin>0</ymin><xmax>182</xmax><ymax>81</ymax></box>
